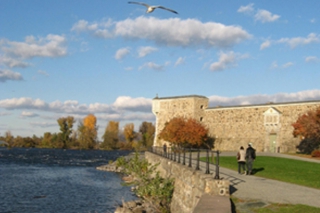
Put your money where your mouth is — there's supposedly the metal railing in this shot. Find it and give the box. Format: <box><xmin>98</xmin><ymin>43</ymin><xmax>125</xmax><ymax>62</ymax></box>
<box><xmin>149</xmin><ymin>146</ymin><xmax>220</xmax><ymax>179</ymax></box>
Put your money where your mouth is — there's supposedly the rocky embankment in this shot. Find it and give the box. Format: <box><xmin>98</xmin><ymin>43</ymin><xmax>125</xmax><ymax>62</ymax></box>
<box><xmin>96</xmin><ymin>162</ymin><xmax>158</xmax><ymax>213</ymax></box>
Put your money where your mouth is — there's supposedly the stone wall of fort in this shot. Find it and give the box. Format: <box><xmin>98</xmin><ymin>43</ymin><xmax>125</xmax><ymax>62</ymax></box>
<box><xmin>152</xmin><ymin>95</ymin><xmax>320</xmax><ymax>153</ymax></box>
<box><xmin>145</xmin><ymin>151</ymin><xmax>230</xmax><ymax>213</ymax></box>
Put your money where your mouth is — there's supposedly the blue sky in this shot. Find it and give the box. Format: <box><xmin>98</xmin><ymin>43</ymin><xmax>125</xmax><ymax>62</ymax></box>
<box><xmin>1</xmin><ymin>0</ymin><xmax>320</xmax><ymax>138</ymax></box>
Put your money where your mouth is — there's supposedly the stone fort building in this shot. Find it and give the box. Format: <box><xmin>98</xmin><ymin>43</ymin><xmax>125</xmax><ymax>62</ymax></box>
<box><xmin>152</xmin><ymin>95</ymin><xmax>320</xmax><ymax>153</ymax></box>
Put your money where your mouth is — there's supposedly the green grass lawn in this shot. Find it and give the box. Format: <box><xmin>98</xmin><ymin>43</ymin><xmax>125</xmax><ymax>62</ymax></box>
<box><xmin>215</xmin><ymin>156</ymin><xmax>320</xmax><ymax>189</ymax></box>
<box><xmin>231</xmin><ymin>196</ymin><xmax>320</xmax><ymax>213</ymax></box>
<box><xmin>254</xmin><ymin>204</ymin><xmax>320</xmax><ymax>213</ymax></box>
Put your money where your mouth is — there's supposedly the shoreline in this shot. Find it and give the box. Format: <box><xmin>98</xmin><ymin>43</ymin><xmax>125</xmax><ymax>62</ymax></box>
<box><xmin>96</xmin><ymin>156</ymin><xmax>160</xmax><ymax>213</ymax></box>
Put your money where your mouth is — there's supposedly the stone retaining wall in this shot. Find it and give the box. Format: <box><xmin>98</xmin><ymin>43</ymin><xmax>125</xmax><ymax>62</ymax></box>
<box><xmin>145</xmin><ymin>152</ymin><xmax>230</xmax><ymax>213</ymax></box>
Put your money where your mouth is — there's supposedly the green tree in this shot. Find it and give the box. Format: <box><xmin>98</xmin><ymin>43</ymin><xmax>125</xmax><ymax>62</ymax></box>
<box><xmin>57</xmin><ymin>116</ymin><xmax>75</xmax><ymax>149</ymax></box>
<box><xmin>139</xmin><ymin>122</ymin><xmax>155</xmax><ymax>148</ymax></box>
<box><xmin>4</xmin><ymin>131</ymin><xmax>14</xmax><ymax>147</ymax></box>
<box><xmin>41</xmin><ymin>132</ymin><xmax>53</xmax><ymax>148</ymax></box>
<box><xmin>101</xmin><ymin>121</ymin><xmax>119</xmax><ymax>150</ymax></box>
<box><xmin>158</xmin><ymin>117</ymin><xmax>208</xmax><ymax>148</ymax></box>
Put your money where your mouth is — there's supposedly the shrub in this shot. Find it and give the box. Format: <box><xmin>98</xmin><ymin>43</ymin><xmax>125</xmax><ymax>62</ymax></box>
<box><xmin>311</xmin><ymin>149</ymin><xmax>320</xmax><ymax>157</ymax></box>
<box><xmin>116</xmin><ymin>152</ymin><xmax>174</xmax><ymax>213</ymax></box>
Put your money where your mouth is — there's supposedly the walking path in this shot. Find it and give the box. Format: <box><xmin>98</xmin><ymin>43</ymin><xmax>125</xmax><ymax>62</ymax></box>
<box><xmin>209</xmin><ymin>152</ymin><xmax>320</xmax><ymax>208</ymax></box>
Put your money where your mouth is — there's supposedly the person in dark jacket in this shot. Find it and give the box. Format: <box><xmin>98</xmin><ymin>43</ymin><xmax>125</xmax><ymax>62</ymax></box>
<box><xmin>163</xmin><ymin>143</ymin><xmax>167</xmax><ymax>157</ymax></box>
<box><xmin>245</xmin><ymin>143</ymin><xmax>256</xmax><ymax>175</ymax></box>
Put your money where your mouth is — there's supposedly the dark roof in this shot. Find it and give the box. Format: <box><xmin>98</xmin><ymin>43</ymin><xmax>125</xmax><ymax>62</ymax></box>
<box><xmin>207</xmin><ymin>99</ymin><xmax>320</xmax><ymax>110</ymax></box>
<box><xmin>153</xmin><ymin>94</ymin><xmax>208</xmax><ymax>100</ymax></box>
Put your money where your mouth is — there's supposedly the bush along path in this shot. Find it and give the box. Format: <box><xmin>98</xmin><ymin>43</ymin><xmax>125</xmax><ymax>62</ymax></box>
<box><xmin>97</xmin><ymin>152</ymin><xmax>175</xmax><ymax>213</ymax></box>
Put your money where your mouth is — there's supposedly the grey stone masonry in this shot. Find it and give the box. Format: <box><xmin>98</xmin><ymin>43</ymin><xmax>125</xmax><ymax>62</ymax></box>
<box><xmin>145</xmin><ymin>152</ymin><xmax>230</xmax><ymax>213</ymax></box>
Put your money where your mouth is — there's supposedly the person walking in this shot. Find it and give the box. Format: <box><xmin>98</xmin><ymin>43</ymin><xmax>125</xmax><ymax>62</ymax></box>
<box><xmin>245</xmin><ymin>143</ymin><xmax>256</xmax><ymax>175</ymax></box>
<box><xmin>237</xmin><ymin>146</ymin><xmax>246</xmax><ymax>175</ymax></box>
<box><xmin>163</xmin><ymin>143</ymin><xmax>167</xmax><ymax>157</ymax></box>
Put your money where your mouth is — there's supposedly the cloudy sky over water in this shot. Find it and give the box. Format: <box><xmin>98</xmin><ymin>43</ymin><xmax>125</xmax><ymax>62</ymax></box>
<box><xmin>1</xmin><ymin>0</ymin><xmax>320</xmax><ymax>138</ymax></box>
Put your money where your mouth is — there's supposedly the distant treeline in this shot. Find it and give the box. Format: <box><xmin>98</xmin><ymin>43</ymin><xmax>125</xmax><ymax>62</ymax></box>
<box><xmin>0</xmin><ymin>114</ymin><xmax>155</xmax><ymax>150</ymax></box>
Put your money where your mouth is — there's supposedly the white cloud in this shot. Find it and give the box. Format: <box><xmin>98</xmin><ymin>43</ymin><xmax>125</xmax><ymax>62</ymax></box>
<box><xmin>254</xmin><ymin>9</ymin><xmax>280</xmax><ymax>23</ymax></box>
<box><xmin>72</xmin><ymin>17</ymin><xmax>251</xmax><ymax>48</ymax></box>
<box><xmin>139</xmin><ymin>61</ymin><xmax>167</xmax><ymax>71</ymax></box>
<box><xmin>124</xmin><ymin>66</ymin><xmax>133</xmax><ymax>71</ymax></box>
<box><xmin>0</xmin><ymin>111</ymin><xmax>11</xmax><ymax>116</ymax></box>
<box><xmin>282</xmin><ymin>62</ymin><xmax>294</xmax><ymax>68</ymax></box>
<box><xmin>238</xmin><ymin>5</ymin><xmax>280</xmax><ymax>23</ymax></box>
<box><xmin>71</xmin><ymin>20</ymin><xmax>98</xmax><ymax>32</ymax></box>
<box><xmin>113</xmin><ymin>96</ymin><xmax>152</xmax><ymax>111</ymax></box>
<box><xmin>270</xmin><ymin>61</ymin><xmax>278</xmax><ymax>69</ymax></box>
<box><xmin>0</xmin><ymin>69</ymin><xmax>23</xmax><ymax>82</ymax></box>
<box><xmin>209</xmin><ymin>51</ymin><xmax>248</xmax><ymax>71</ymax></box>
<box><xmin>237</xmin><ymin>3</ymin><xmax>254</xmax><ymax>14</ymax></box>
<box><xmin>261</xmin><ymin>33</ymin><xmax>320</xmax><ymax>50</ymax></box>
<box><xmin>270</xmin><ymin>61</ymin><xmax>294</xmax><ymax>69</ymax></box>
<box><xmin>0</xmin><ymin>96</ymin><xmax>153</xmax><ymax>115</ymax></box>
<box><xmin>21</xmin><ymin>111</ymin><xmax>39</xmax><ymax>118</ymax></box>
<box><xmin>0</xmin><ymin>97</ymin><xmax>47</xmax><ymax>109</ymax></box>
<box><xmin>175</xmin><ymin>57</ymin><xmax>185</xmax><ymax>66</ymax></box>
<box><xmin>137</xmin><ymin>46</ymin><xmax>158</xmax><ymax>58</ymax></box>
<box><xmin>260</xmin><ymin>40</ymin><xmax>271</xmax><ymax>50</ymax></box>
<box><xmin>38</xmin><ymin>70</ymin><xmax>49</xmax><ymax>76</ymax></box>
<box><xmin>0</xmin><ymin>56</ymin><xmax>30</xmax><ymax>68</ymax></box>
<box><xmin>310</xmin><ymin>18</ymin><xmax>316</xmax><ymax>23</ymax></box>
<box><xmin>29</xmin><ymin>121</ymin><xmax>57</xmax><ymax>128</ymax></box>
<box><xmin>208</xmin><ymin>90</ymin><xmax>320</xmax><ymax>107</ymax></box>
<box><xmin>115</xmin><ymin>47</ymin><xmax>130</xmax><ymax>60</ymax></box>
<box><xmin>71</xmin><ymin>19</ymin><xmax>113</xmax><ymax>38</ymax></box>
<box><xmin>305</xmin><ymin>56</ymin><xmax>319</xmax><ymax>63</ymax></box>
<box><xmin>278</xmin><ymin>33</ymin><xmax>320</xmax><ymax>48</ymax></box>
<box><xmin>1</xmin><ymin>34</ymin><xmax>67</xmax><ymax>59</ymax></box>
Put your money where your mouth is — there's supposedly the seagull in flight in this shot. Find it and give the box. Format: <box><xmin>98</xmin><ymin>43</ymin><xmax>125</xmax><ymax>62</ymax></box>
<box><xmin>128</xmin><ymin>2</ymin><xmax>178</xmax><ymax>14</ymax></box>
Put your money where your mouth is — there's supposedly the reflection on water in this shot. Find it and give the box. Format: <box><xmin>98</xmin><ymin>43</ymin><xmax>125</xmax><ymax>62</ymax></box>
<box><xmin>0</xmin><ymin>148</ymin><xmax>136</xmax><ymax>213</ymax></box>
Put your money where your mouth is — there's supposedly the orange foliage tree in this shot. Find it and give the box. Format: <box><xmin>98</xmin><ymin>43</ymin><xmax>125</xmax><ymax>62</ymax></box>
<box><xmin>78</xmin><ymin>114</ymin><xmax>98</xmax><ymax>149</ymax></box>
<box><xmin>292</xmin><ymin>107</ymin><xmax>320</xmax><ymax>153</ymax></box>
<box><xmin>123</xmin><ymin>123</ymin><xmax>136</xmax><ymax>143</ymax></box>
<box><xmin>158</xmin><ymin>117</ymin><xmax>208</xmax><ymax>147</ymax></box>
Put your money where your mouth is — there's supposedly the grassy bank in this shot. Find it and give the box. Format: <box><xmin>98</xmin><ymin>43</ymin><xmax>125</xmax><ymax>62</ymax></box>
<box><xmin>231</xmin><ymin>197</ymin><xmax>320</xmax><ymax>213</ymax></box>
<box><xmin>217</xmin><ymin>156</ymin><xmax>320</xmax><ymax>189</ymax></box>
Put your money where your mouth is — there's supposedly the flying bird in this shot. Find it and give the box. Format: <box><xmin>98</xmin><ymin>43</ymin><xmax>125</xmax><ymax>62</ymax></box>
<box><xmin>128</xmin><ymin>2</ymin><xmax>178</xmax><ymax>14</ymax></box>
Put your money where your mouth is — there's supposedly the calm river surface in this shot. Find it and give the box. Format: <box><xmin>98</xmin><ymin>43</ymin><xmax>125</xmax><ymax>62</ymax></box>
<box><xmin>0</xmin><ymin>148</ymin><xmax>137</xmax><ymax>213</ymax></box>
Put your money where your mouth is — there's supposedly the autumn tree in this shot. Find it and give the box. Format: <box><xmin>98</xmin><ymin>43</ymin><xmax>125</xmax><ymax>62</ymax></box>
<box><xmin>158</xmin><ymin>117</ymin><xmax>208</xmax><ymax>148</ymax></box>
<box><xmin>292</xmin><ymin>107</ymin><xmax>320</xmax><ymax>153</ymax></box>
<box><xmin>78</xmin><ymin>114</ymin><xmax>98</xmax><ymax>149</ymax></box>
<box><xmin>101</xmin><ymin>121</ymin><xmax>119</xmax><ymax>150</ymax></box>
<box><xmin>139</xmin><ymin>122</ymin><xmax>155</xmax><ymax>148</ymax></box>
<box><xmin>57</xmin><ymin>116</ymin><xmax>75</xmax><ymax>149</ymax></box>
<box><xmin>123</xmin><ymin>123</ymin><xmax>136</xmax><ymax>143</ymax></box>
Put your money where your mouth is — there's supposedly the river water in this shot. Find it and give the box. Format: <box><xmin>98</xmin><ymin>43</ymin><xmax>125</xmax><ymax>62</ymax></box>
<box><xmin>0</xmin><ymin>148</ymin><xmax>137</xmax><ymax>213</ymax></box>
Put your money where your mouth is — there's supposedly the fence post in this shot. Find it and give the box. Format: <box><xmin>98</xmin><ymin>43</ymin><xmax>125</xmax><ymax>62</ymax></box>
<box><xmin>182</xmin><ymin>149</ymin><xmax>186</xmax><ymax>165</ymax></box>
<box><xmin>214</xmin><ymin>150</ymin><xmax>220</xmax><ymax>179</ymax></box>
<box><xmin>188</xmin><ymin>148</ymin><xmax>192</xmax><ymax>167</ymax></box>
<box><xmin>178</xmin><ymin>151</ymin><xmax>180</xmax><ymax>163</ymax></box>
<box><xmin>205</xmin><ymin>149</ymin><xmax>210</xmax><ymax>174</ymax></box>
<box><xmin>195</xmin><ymin>149</ymin><xmax>200</xmax><ymax>170</ymax></box>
